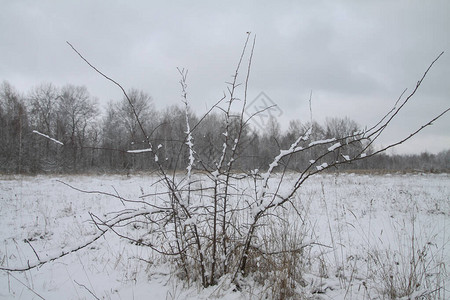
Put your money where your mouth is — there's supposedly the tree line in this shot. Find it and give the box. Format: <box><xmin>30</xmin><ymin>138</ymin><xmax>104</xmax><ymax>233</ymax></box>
<box><xmin>1</xmin><ymin>80</ymin><xmax>448</xmax><ymax>174</ymax></box>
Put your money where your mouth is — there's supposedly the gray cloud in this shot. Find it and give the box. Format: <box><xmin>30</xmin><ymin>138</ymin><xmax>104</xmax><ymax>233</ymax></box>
<box><xmin>1</xmin><ymin>0</ymin><xmax>448</xmax><ymax>154</ymax></box>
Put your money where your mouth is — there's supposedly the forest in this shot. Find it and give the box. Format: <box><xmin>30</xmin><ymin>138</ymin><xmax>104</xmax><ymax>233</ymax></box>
<box><xmin>1</xmin><ymin>80</ymin><xmax>448</xmax><ymax>174</ymax></box>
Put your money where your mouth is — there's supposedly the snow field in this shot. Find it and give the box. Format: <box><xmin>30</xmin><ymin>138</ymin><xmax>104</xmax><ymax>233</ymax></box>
<box><xmin>0</xmin><ymin>173</ymin><xmax>448</xmax><ymax>299</ymax></box>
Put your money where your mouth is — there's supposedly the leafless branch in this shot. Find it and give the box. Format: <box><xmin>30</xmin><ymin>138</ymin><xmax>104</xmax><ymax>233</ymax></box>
<box><xmin>74</xmin><ymin>280</ymin><xmax>100</xmax><ymax>300</ymax></box>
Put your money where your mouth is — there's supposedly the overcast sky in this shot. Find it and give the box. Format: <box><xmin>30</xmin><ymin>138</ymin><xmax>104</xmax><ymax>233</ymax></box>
<box><xmin>1</xmin><ymin>0</ymin><xmax>449</xmax><ymax>154</ymax></box>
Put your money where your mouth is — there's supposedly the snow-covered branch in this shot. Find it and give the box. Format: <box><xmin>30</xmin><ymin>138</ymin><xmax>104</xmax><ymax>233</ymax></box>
<box><xmin>32</xmin><ymin>130</ymin><xmax>64</xmax><ymax>146</ymax></box>
<box><xmin>127</xmin><ymin>148</ymin><xmax>152</xmax><ymax>154</ymax></box>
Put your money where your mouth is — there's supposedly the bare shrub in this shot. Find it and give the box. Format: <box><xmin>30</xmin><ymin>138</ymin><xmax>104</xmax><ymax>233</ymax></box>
<box><xmin>1</xmin><ymin>34</ymin><xmax>448</xmax><ymax>299</ymax></box>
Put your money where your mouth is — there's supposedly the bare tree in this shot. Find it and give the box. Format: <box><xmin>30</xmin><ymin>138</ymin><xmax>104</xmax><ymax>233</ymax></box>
<box><xmin>101</xmin><ymin>89</ymin><xmax>156</xmax><ymax>170</ymax></box>
<box><xmin>100</xmin><ymin>101</ymin><xmax>128</xmax><ymax>170</ymax></box>
<box><xmin>27</xmin><ymin>83</ymin><xmax>59</xmax><ymax>170</ymax></box>
<box><xmin>116</xmin><ymin>88</ymin><xmax>154</xmax><ymax>142</ymax></box>
<box><xmin>57</xmin><ymin>84</ymin><xmax>98</xmax><ymax>171</ymax></box>
<box><xmin>0</xmin><ymin>81</ymin><xmax>29</xmax><ymax>173</ymax></box>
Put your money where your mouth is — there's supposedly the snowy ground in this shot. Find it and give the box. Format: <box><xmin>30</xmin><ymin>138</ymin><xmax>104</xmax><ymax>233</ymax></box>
<box><xmin>0</xmin><ymin>173</ymin><xmax>448</xmax><ymax>299</ymax></box>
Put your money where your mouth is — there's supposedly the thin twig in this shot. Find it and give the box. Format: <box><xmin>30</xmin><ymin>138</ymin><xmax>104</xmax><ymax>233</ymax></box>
<box><xmin>66</xmin><ymin>41</ymin><xmax>150</xmax><ymax>148</ymax></box>
<box><xmin>74</xmin><ymin>280</ymin><xmax>100</xmax><ymax>300</ymax></box>
<box><xmin>6</xmin><ymin>271</ymin><xmax>46</xmax><ymax>299</ymax></box>
<box><xmin>24</xmin><ymin>240</ymin><xmax>40</xmax><ymax>261</ymax></box>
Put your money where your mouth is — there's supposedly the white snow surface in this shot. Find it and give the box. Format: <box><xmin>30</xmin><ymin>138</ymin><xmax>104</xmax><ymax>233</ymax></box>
<box><xmin>0</xmin><ymin>173</ymin><xmax>448</xmax><ymax>299</ymax></box>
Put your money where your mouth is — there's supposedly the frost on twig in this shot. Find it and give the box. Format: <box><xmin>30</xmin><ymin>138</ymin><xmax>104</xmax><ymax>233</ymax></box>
<box><xmin>177</xmin><ymin>68</ymin><xmax>195</xmax><ymax>180</ymax></box>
